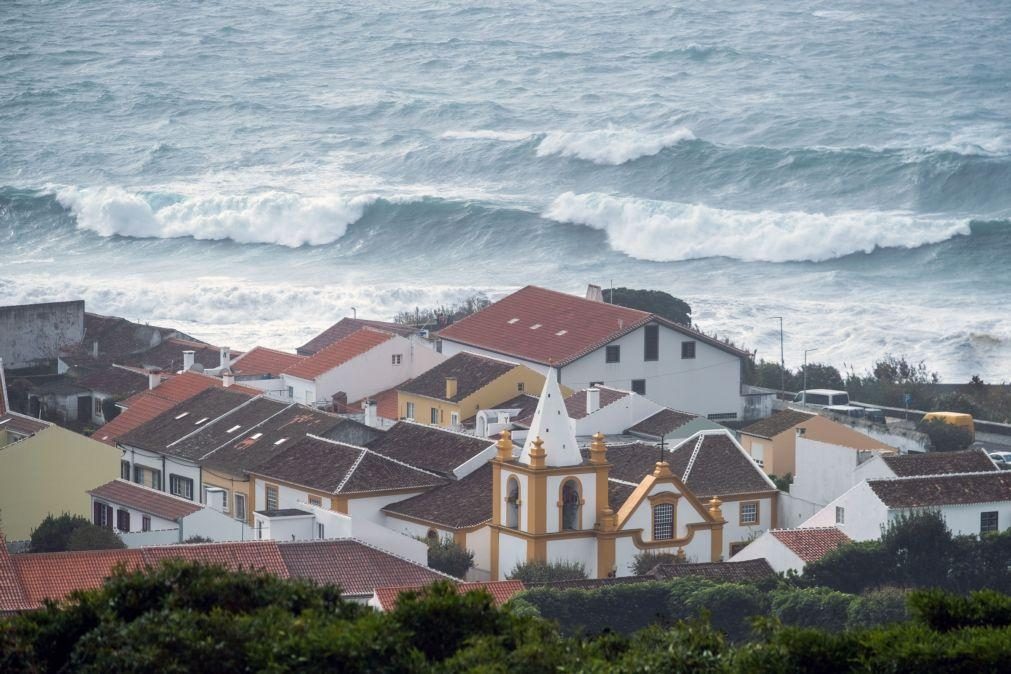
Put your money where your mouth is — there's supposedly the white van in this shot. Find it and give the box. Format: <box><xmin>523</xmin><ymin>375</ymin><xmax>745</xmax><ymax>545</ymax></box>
<box><xmin>793</xmin><ymin>389</ymin><xmax>850</xmax><ymax>407</ymax></box>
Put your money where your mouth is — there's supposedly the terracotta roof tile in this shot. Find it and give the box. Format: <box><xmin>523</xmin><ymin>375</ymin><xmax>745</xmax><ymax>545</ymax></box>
<box><xmin>881</xmin><ymin>448</ymin><xmax>998</xmax><ymax>477</ymax></box>
<box><xmin>383</xmin><ymin>463</ymin><xmax>492</xmax><ymax>528</ymax></box>
<box><xmin>12</xmin><ymin>549</ymin><xmax>144</xmax><ymax>606</ymax></box>
<box><xmin>625</xmin><ymin>408</ymin><xmax>699</xmax><ymax>437</ymax></box>
<box><xmin>0</xmin><ymin>412</ymin><xmax>50</xmax><ymax>436</ymax></box>
<box><xmin>277</xmin><ymin>539</ymin><xmax>447</xmax><ymax>597</ymax></box>
<box><xmin>140</xmin><ymin>541</ymin><xmax>289</xmax><ymax>577</ymax></box>
<box><xmin>230</xmin><ymin>346</ymin><xmax>304</xmax><ymax>378</ymax></box>
<box><xmin>366</xmin><ymin>421</ymin><xmax>494</xmax><ymax>477</ymax></box>
<box><xmin>740</xmin><ymin>410</ymin><xmax>816</xmax><ymax>439</ymax></box>
<box><xmin>770</xmin><ymin>527</ymin><xmax>851</xmax><ymax>563</ymax></box>
<box><xmin>868</xmin><ymin>471</ymin><xmax>1011</xmax><ymax>508</ymax></box>
<box><xmin>0</xmin><ymin>535</ymin><xmax>31</xmax><ymax>613</ymax></box>
<box><xmin>373</xmin><ymin>579</ymin><xmax>524</xmax><ymax>611</ymax></box>
<box><xmin>89</xmin><ymin>479</ymin><xmax>203</xmax><ymax>521</ymax></box>
<box><xmin>297</xmin><ymin>318</ymin><xmax>416</xmax><ymax>356</ymax></box>
<box><xmin>399</xmin><ymin>353</ymin><xmax>516</xmax><ymax>403</ymax></box>
<box><xmin>284</xmin><ymin>328</ymin><xmax>394</xmax><ymax>381</ymax></box>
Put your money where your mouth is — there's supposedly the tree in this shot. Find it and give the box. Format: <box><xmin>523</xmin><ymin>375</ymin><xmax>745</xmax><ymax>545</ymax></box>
<box><xmin>682</xmin><ymin>583</ymin><xmax>767</xmax><ymax>642</ymax></box>
<box><xmin>30</xmin><ymin>513</ymin><xmax>92</xmax><ymax>552</ymax></box>
<box><xmin>425</xmin><ymin>536</ymin><xmax>474</xmax><ymax>579</ymax></box>
<box><xmin>508</xmin><ymin>560</ymin><xmax>588</xmax><ymax>584</ymax></box>
<box><xmin>798</xmin><ymin>363</ymin><xmax>845</xmax><ymax>391</ymax></box>
<box><xmin>771</xmin><ymin>587</ymin><xmax>853</xmax><ymax>632</ymax></box>
<box><xmin>183</xmin><ymin>535</ymin><xmax>214</xmax><ymax>544</ymax></box>
<box><xmin>846</xmin><ymin>588</ymin><xmax>909</xmax><ymax>629</ymax></box>
<box><xmin>66</xmin><ymin>525</ymin><xmax>125</xmax><ymax>551</ymax></box>
<box><xmin>919</xmin><ymin>419</ymin><xmax>973</xmax><ymax>452</ymax></box>
<box><xmin>602</xmin><ymin>288</ymin><xmax>692</xmax><ymax>326</ymax></box>
<box><xmin>392</xmin><ymin>293</ymin><xmax>491</xmax><ymax>327</ymax></box>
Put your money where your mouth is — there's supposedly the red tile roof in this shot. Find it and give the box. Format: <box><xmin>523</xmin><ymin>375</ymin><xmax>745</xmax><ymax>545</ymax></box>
<box><xmin>0</xmin><ymin>534</ymin><xmax>31</xmax><ymax>613</ymax></box>
<box><xmin>868</xmin><ymin>471</ymin><xmax>1011</xmax><ymax>508</ymax></box>
<box><xmin>354</xmin><ymin>385</ymin><xmax>400</xmax><ymax>420</ymax></box>
<box><xmin>297</xmin><ymin>318</ymin><xmax>416</xmax><ymax>356</ymax></box>
<box><xmin>284</xmin><ymin>328</ymin><xmax>394</xmax><ymax>381</ymax></box>
<box><xmin>12</xmin><ymin>549</ymin><xmax>144</xmax><ymax>606</ymax></box>
<box><xmin>89</xmin><ymin>479</ymin><xmax>203</xmax><ymax>521</ymax></box>
<box><xmin>770</xmin><ymin>527</ymin><xmax>851</xmax><ymax>563</ymax></box>
<box><xmin>437</xmin><ymin>285</ymin><xmax>748</xmax><ymax>366</ymax></box>
<box><xmin>373</xmin><ymin>580</ymin><xmax>525</xmax><ymax>611</ymax></box>
<box><xmin>93</xmin><ymin>372</ymin><xmax>258</xmax><ymax>445</ymax></box>
<box><xmin>230</xmin><ymin>346</ymin><xmax>304</xmax><ymax>378</ymax></box>
<box><xmin>141</xmin><ymin>541</ymin><xmax>289</xmax><ymax>577</ymax></box>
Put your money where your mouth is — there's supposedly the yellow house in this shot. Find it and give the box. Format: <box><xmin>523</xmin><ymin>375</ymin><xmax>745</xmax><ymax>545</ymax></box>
<box><xmin>739</xmin><ymin>410</ymin><xmax>895</xmax><ymax>477</ymax></box>
<box><xmin>0</xmin><ymin>402</ymin><xmax>121</xmax><ymax>541</ymax></box>
<box><xmin>397</xmin><ymin>352</ymin><xmax>553</xmax><ymax>429</ymax></box>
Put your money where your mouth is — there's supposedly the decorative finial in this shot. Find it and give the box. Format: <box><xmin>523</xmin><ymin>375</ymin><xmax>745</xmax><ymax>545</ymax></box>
<box><xmin>598</xmin><ymin>507</ymin><xmax>616</xmax><ymax>532</ymax></box>
<box><xmin>496</xmin><ymin>429</ymin><xmax>513</xmax><ymax>461</ymax></box>
<box><xmin>652</xmin><ymin>461</ymin><xmax>673</xmax><ymax>478</ymax></box>
<box><xmin>529</xmin><ymin>436</ymin><xmax>547</xmax><ymax>469</ymax></box>
<box><xmin>708</xmin><ymin>496</ymin><xmax>723</xmax><ymax>520</ymax></box>
<box><xmin>589</xmin><ymin>431</ymin><xmax>607</xmax><ymax>464</ymax></box>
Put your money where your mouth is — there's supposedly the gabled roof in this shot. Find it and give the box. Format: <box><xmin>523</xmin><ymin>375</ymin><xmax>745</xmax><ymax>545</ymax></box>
<box><xmin>648</xmin><ymin>558</ymin><xmax>776</xmax><ymax>582</ymax></box>
<box><xmin>881</xmin><ymin>448</ymin><xmax>997</xmax><ymax>477</ymax></box>
<box><xmin>769</xmin><ymin>527</ymin><xmax>851</xmax><ymax>563</ymax></box>
<box><xmin>121</xmin><ymin>338</ymin><xmax>235</xmax><ymax>373</ymax></box>
<box><xmin>564</xmin><ymin>386</ymin><xmax>629</xmax><ymax>420</ymax></box>
<box><xmin>276</xmin><ymin>539</ymin><xmax>448</xmax><ymax>597</ymax></box>
<box><xmin>11</xmin><ymin>548</ymin><xmax>145</xmax><ymax>607</ymax></box>
<box><xmin>75</xmin><ymin>365</ymin><xmax>149</xmax><ymax>399</ymax></box>
<box><xmin>868</xmin><ymin>471</ymin><xmax>1011</xmax><ymax>508</ymax></box>
<box><xmin>0</xmin><ymin>411</ymin><xmax>49</xmax><ymax>437</ymax></box>
<box><xmin>437</xmin><ymin>285</ymin><xmax>748</xmax><ymax>366</ymax></box>
<box><xmin>739</xmin><ymin>410</ymin><xmax>816</xmax><ymax>439</ymax></box>
<box><xmin>383</xmin><ymin>463</ymin><xmax>492</xmax><ymax>529</ymax></box>
<box><xmin>253</xmin><ymin>436</ymin><xmax>446</xmax><ymax>495</ymax></box>
<box><xmin>625</xmin><ymin>408</ymin><xmax>699</xmax><ymax>438</ymax></box>
<box><xmin>0</xmin><ymin>533</ymin><xmax>31</xmax><ymax>613</ymax></box>
<box><xmin>89</xmin><ymin>479</ymin><xmax>203</xmax><ymax>521</ymax></box>
<box><xmin>366</xmin><ymin>421</ymin><xmax>493</xmax><ymax>477</ymax></box>
<box><xmin>94</xmin><ymin>372</ymin><xmax>259</xmax><ymax>445</ymax></box>
<box><xmin>297</xmin><ymin>317</ymin><xmax>416</xmax><ymax>357</ymax></box>
<box><xmin>140</xmin><ymin>541</ymin><xmax>289</xmax><ymax>577</ymax></box>
<box><xmin>398</xmin><ymin>352</ymin><xmax>516</xmax><ymax>403</ymax></box>
<box><xmin>283</xmin><ymin>328</ymin><xmax>394</xmax><ymax>381</ymax></box>
<box><xmin>373</xmin><ymin>579</ymin><xmax>524</xmax><ymax>611</ymax></box>
<box><xmin>230</xmin><ymin>347</ymin><xmax>304</xmax><ymax>378</ymax></box>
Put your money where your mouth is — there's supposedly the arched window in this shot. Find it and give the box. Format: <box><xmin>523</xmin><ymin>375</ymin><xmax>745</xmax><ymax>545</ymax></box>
<box><xmin>506</xmin><ymin>477</ymin><xmax>521</xmax><ymax>529</ymax></box>
<box><xmin>561</xmin><ymin>479</ymin><xmax>581</xmax><ymax>530</ymax></box>
<box><xmin>653</xmin><ymin>503</ymin><xmax>674</xmax><ymax>540</ymax></box>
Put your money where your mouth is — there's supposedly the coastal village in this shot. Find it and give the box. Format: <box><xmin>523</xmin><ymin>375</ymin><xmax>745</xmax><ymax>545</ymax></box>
<box><xmin>1</xmin><ymin>284</ymin><xmax>1009</xmax><ymax>612</ymax></box>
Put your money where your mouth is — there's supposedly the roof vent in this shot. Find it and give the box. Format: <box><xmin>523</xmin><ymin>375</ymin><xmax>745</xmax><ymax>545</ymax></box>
<box><xmin>507</xmin><ymin>318</ymin><xmax>519</xmax><ymax>324</ymax></box>
<box><xmin>530</xmin><ymin>323</ymin><xmax>542</xmax><ymax>330</ymax></box>
<box><xmin>174</xmin><ymin>412</ymin><xmax>189</xmax><ymax>420</ymax></box>
<box><xmin>555</xmin><ymin>330</ymin><xmax>568</xmax><ymax>336</ymax></box>
<box><xmin>194</xmin><ymin>417</ymin><xmax>209</xmax><ymax>425</ymax></box>
<box><xmin>226</xmin><ymin>424</ymin><xmax>241</xmax><ymax>433</ymax></box>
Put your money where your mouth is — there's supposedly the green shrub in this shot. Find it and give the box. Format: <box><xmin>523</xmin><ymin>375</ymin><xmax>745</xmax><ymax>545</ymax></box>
<box><xmin>66</xmin><ymin>524</ymin><xmax>126</xmax><ymax>551</ymax></box>
<box><xmin>919</xmin><ymin>419</ymin><xmax>974</xmax><ymax>452</ymax></box>
<box><xmin>508</xmin><ymin>559</ymin><xmax>587</xmax><ymax>584</ymax></box>
<box><xmin>29</xmin><ymin>513</ymin><xmax>93</xmax><ymax>552</ymax></box>
<box><xmin>909</xmin><ymin>589</ymin><xmax>1011</xmax><ymax>632</ymax></box>
<box><xmin>424</xmin><ymin>536</ymin><xmax>474</xmax><ymax>579</ymax></box>
<box><xmin>684</xmin><ymin>583</ymin><xmax>767</xmax><ymax>642</ymax></box>
<box><xmin>771</xmin><ymin>587</ymin><xmax>853</xmax><ymax>632</ymax></box>
<box><xmin>847</xmin><ymin>588</ymin><xmax>909</xmax><ymax>629</ymax></box>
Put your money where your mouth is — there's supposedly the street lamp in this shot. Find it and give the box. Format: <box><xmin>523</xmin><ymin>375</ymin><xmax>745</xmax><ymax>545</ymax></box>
<box><xmin>802</xmin><ymin>348</ymin><xmax>818</xmax><ymax>403</ymax></box>
<box><xmin>772</xmin><ymin>317</ymin><xmax>785</xmax><ymax>395</ymax></box>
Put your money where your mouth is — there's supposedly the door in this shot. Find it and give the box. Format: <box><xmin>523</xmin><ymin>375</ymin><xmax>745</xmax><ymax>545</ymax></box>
<box><xmin>78</xmin><ymin>396</ymin><xmax>93</xmax><ymax>422</ymax></box>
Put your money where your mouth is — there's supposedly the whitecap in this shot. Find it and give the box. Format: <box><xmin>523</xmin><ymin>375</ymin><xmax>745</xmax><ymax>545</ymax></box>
<box><xmin>535</xmin><ymin>126</ymin><xmax>695</xmax><ymax>165</ymax></box>
<box><xmin>440</xmin><ymin>129</ymin><xmax>534</xmax><ymax>141</ymax></box>
<box><xmin>543</xmin><ymin>192</ymin><xmax>971</xmax><ymax>263</ymax></box>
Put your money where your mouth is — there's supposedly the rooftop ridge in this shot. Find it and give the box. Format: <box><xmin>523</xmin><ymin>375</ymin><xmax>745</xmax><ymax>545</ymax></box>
<box><xmin>91</xmin><ymin>478</ymin><xmax>208</xmax><ymax>508</ymax></box>
<box><xmin>304</xmin><ymin>433</ymin><xmax>447</xmax><ymax>482</ymax></box>
<box><xmin>398</xmin><ymin>418</ymin><xmax>493</xmax><ymax>444</ymax></box>
<box><xmin>166</xmin><ymin>393</ymin><xmax>266</xmax><ymax>449</ymax></box>
<box><xmin>197</xmin><ymin>401</ymin><xmax>297</xmax><ymax>461</ymax></box>
<box><xmin>868</xmin><ymin>469</ymin><xmax>1005</xmax><ymax>483</ymax></box>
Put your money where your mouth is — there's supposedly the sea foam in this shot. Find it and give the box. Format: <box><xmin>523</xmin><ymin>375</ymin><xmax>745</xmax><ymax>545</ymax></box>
<box><xmin>535</xmin><ymin>127</ymin><xmax>695</xmax><ymax>165</ymax></box>
<box><xmin>55</xmin><ymin>186</ymin><xmax>382</xmax><ymax>247</ymax></box>
<box><xmin>544</xmin><ymin>192</ymin><xmax>972</xmax><ymax>263</ymax></box>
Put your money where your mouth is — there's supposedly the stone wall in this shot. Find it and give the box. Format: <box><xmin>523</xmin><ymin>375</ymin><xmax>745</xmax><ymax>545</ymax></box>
<box><xmin>0</xmin><ymin>300</ymin><xmax>85</xmax><ymax>369</ymax></box>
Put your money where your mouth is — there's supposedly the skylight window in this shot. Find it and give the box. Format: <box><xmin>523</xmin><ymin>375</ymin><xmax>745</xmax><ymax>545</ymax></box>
<box><xmin>274</xmin><ymin>438</ymin><xmax>288</xmax><ymax>445</ymax></box>
<box><xmin>194</xmin><ymin>417</ymin><xmax>209</xmax><ymax>425</ymax></box>
<box><xmin>530</xmin><ymin>323</ymin><xmax>542</xmax><ymax>330</ymax></box>
<box><xmin>174</xmin><ymin>412</ymin><xmax>189</xmax><ymax>420</ymax></box>
<box><xmin>226</xmin><ymin>424</ymin><xmax>241</xmax><ymax>433</ymax></box>
<box><xmin>555</xmin><ymin>330</ymin><xmax>568</xmax><ymax>336</ymax></box>
<box><xmin>507</xmin><ymin>318</ymin><xmax>519</xmax><ymax>324</ymax></box>
<box><xmin>251</xmin><ymin>433</ymin><xmax>263</xmax><ymax>440</ymax></box>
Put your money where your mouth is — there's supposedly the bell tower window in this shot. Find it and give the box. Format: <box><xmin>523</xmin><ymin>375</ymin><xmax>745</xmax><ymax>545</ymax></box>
<box><xmin>560</xmin><ymin>479</ymin><xmax>583</xmax><ymax>530</ymax></box>
<box><xmin>506</xmin><ymin>477</ymin><xmax>521</xmax><ymax>529</ymax></box>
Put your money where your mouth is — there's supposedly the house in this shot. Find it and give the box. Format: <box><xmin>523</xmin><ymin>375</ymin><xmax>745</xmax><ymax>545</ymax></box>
<box><xmin>802</xmin><ymin>471</ymin><xmax>1011</xmax><ymax>541</ymax></box>
<box><xmin>371</xmin><ymin>579</ymin><xmax>525</xmax><ymax>611</ymax></box>
<box><xmin>854</xmin><ymin>448</ymin><xmax>997</xmax><ymax>481</ymax></box>
<box><xmin>623</xmin><ymin>407</ymin><xmax>725</xmax><ymax>443</ymax></box>
<box><xmin>0</xmin><ymin>362</ymin><xmax>121</xmax><ymax>541</ymax></box>
<box><xmin>120</xmin><ymin>338</ymin><xmax>237</xmax><ymax>374</ymax></box>
<box><xmin>436</xmin><ymin>286</ymin><xmax>751</xmax><ymax>420</ymax></box>
<box><xmin>365</xmin><ymin>421</ymin><xmax>496</xmax><ymax>479</ymax></box>
<box><xmin>281</xmin><ymin>327</ymin><xmax>443</xmax><ymax>408</ymax></box>
<box><xmin>0</xmin><ymin>535</ymin><xmax>452</xmax><ymax>610</ymax></box>
<box><xmin>228</xmin><ymin>346</ymin><xmax>304</xmax><ymax>397</ymax></box>
<box><xmin>471</xmin><ymin>393</ymin><xmax>540</xmax><ymax>439</ymax></box>
<box><xmin>297</xmin><ymin>317</ymin><xmax>419</xmax><ymax>356</ymax></box>
<box><xmin>738</xmin><ymin>409</ymin><xmax>894</xmax><ymax>477</ymax></box>
<box><xmin>88</xmin><ymin>479</ymin><xmax>251</xmax><ymax>545</ymax></box>
<box><xmin>74</xmin><ymin>365</ymin><xmax>149</xmax><ymax>426</ymax></box>
<box><xmin>396</xmin><ymin>352</ymin><xmax>548</xmax><ymax>429</ymax></box>
<box><xmin>730</xmin><ymin>527</ymin><xmax>852</xmax><ymax>574</ymax></box>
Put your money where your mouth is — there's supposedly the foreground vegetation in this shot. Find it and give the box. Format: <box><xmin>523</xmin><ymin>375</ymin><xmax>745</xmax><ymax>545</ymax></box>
<box><xmin>3</xmin><ymin>560</ymin><xmax>1011</xmax><ymax>672</ymax></box>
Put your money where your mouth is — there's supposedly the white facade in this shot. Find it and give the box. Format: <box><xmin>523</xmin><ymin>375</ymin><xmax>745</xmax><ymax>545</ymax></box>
<box><xmin>729</xmin><ymin>531</ymin><xmax>807</xmax><ymax>574</ymax></box>
<box><xmin>790</xmin><ymin>438</ymin><xmax>892</xmax><ymax>510</ymax></box>
<box><xmin>572</xmin><ymin>390</ymin><xmax>664</xmax><ymax>436</ymax></box>
<box><xmin>283</xmin><ymin>334</ymin><xmax>443</xmax><ymax>406</ymax></box>
<box><xmin>91</xmin><ymin>494</ymin><xmax>254</xmax><ymax>547</ymax></box>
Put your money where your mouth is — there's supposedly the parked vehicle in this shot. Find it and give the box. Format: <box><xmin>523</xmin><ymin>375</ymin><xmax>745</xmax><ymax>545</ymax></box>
<box><xmin>793</xmin><ymin>389</ymin><xmax>850</xmax><ymax>407</ymax></box>
<box><xmin>989</xmin><ymin>451</ymin><xmax>1011</xmax><ymax>468</ymax></box>
<box><xmin>825</xmin><ymin>405</ymin><xmax>865</xmax><ymax>418</ymax></box>
<box><xmin>862</xmin><ymin>408</ymin><xmax>886</xmax><ymax>423</ymax></box>
<box><xmin>921</xmin><ymin>411</ymin><xmax>975</xmax><ymax>440</ymax></box>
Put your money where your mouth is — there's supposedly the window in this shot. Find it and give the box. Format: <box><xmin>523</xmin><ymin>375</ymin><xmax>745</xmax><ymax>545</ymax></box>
<box><xmin>93</xmin><ymin>502</ymin><xmax>112</xmax><ymax>528</ymax></box>
<box><xmin>116</xmin><ymin>509</ymin><xmax>130</xmax><ymax>532</ymax></box>
<box><xmin>751</xmin><ymin>442</ymin><xmax>765</xmax><ymax>468</ymax></box>
<box><xmin>981</xmin><ymin>511</ymin><xmax>999</xmax><ymax>534</ymax></box>
<box><xmin>729</xmin><ymin>541</ymin><xmax>749</xmax><ymax>557</ymax></box>
<box><xmin>431</xmin><ymin>407</ymin><xmax>440</xmax><ymax>424</ymax></box>
<box><xmin>517</xmin><ymin>382</ymin><xmax>525</xmax><ymax>393</ymax></box>
<box><xmin>707</xmin><ymin>412</ymin><xmax>738</xmax><ymax>421</ymax></box>
<box><xmin>605</xmin><ymin>345</ymin><xmax>621</xmax><ymax>363</ymax></box>
<box><xmin>257</xmin><ymin>521</ymin><xmax>263</xmax><ymax>540</ymax></box>
<box><xmin>560</xmin><ymin>479</ymin><xmax>582</xmax><ymax>530</ymax></box>
<box><xmin>644</xmin><ymin>324</ymin><xmax>659</xmax><ymax>361</ymax></box>
<box><xmin>392</xmin><ymin>354</ymin><xmax>402</xmax><ymax>366</ymax></box>
<box><xmin>589</xmin><ymin>381</ymin><xmax>604</xmax><ymax>388</ymax></box>
<box><xmin>653</xmin><ymin>503</ymin><xmax>674</xmax><ymax>540</ymax></box>
<box><xmin>305</xmin><ymin>390</ymin><xmax>313</xmax><ymax>404</ymax></box>
<box><xmin>631</xmin><ymin>379</ymin><xmax>646</xmax><ymax>395</ymax></box>
<box><xmin>133</xmin><ymin>465</ymin><xmax>162</xmax><ymax>490</ymax></box>
<box><xmin>506</xmin><ymin>477</ymin><xmax>521</xmax><ymax>529</ymax></box>
<box><xmin>120</xmin><ymin>460</ymin><xmax>131</xmax><ymax>480</ymax></box>
<box><xmin>317</xmin><ymin>522</ymin><xmax>325</xmax><ymax>539</ymax></box>
<box><xmin>142</xmin><ymin>516</ymin><xmax>151</xmax><ymax>532</ymax></box>
<box><xmin>406</xmin><ymin>402</ymin><xmax>415</xmax><ymax>420</ymax></box>
<box><xmin>265</xmin><ymin>485</ymin><xmax>279</xmax><ymax>512</ymax></box>
<box><xmin>681</xmin><ymin>341</ymin><xmax>696</xmax><ymax>359</ymax></box>
<box><xmin>740</xmin><ymin>501</ymin><xmax>759</xmax><ymax>525</ymax></box>
<box><xmin>308</xmin><ymin>495</ymin><xmax>322</xmax><ymax>507</ymax></box>
<box><xmin>287</xmin><ymin>386</ymin><xmax>294</xmax><ymax>399</ymax></box>
<box><xmin>450</xmin><ymin>412</ymin><xmax>460</xmax><ymax>427</ymax></box>
<box><xmin>835</xmin><ymin>506</ymin><xmax>845</xmax><ymax>524</ymax></box>
<box><xmin>234</xmin><ymin>493</ymin><xmax>247</xmax><ymax>521</ymax></box>
<box><xmin>170</xmin><ymin>475</ymin><xmax>194</xmax><ymax>500</ymax></box>
<box><xmin>94</xmin><ymin>397</ymin><xmax>102</xmax><ymax>416</ymax></box>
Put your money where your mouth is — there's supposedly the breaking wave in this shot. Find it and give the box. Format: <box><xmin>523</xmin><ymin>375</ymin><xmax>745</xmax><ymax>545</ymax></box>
<box><xmin>535</xmin><ymin>127</ymin><xmax>696</xmax><ymax>165</ymax></box>
<box><xmin>543</xmin><ymin>192</ymin><xmax>975</xmax><ymax>263</ymax></box>
<box><xmin>441</xmin><ymin>129</ymin><xmax>533</xmax><ymax>141</ymax></box>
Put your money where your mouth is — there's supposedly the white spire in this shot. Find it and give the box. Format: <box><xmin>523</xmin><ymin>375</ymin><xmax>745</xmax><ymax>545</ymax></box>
<box><xmin>519</xmin><ymin>371</ymin><xmax>581</xmax><ymax>467</ymax></box>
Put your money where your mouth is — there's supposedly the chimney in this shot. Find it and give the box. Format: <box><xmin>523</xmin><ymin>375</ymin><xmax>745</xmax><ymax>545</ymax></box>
<box><xmin>92</xmin><ymin>340</ymin><xmax>99</xmax><ymax>359</ymax></box>
<box><xmin>586</xmin><ymin>387</ymin><xmax>601</xmax><ymax>415</ymax></box>
<box><xmin>148</xmin><ymin>370</ymin><xmax>162</xmax><ymax>390</ymax></box>
<box><xmin>445</xmin><ymin>377</ymin><xmax>458</xmax><ymax>400</ymax></box>
<box><xmin>219</xmin><ymin>346</ymin><xmax>231</xmax><ymax>369</ymax></box>
<box><xmin>332</xmin><ymin>391</ymin><xmax>347</xmax><ymax>411</ymax></box>
<box><xmin>222</xmin><ymin>369</ymin><xmax>234</xmax><ymax>388</ymax></box>
<box><xmin>585</xmin><ymin>284</ymin><xmax>604</xmax><ymax>302</ymax></box>
<box><xmin>182</xmin><ymin>350</ymin><xmax>195</xmax><ymax>372</ymax></box>
<box><xmin>362</xmin><ymin>399</ymin><xmax>377</xmax><ymax>427</ymax></box>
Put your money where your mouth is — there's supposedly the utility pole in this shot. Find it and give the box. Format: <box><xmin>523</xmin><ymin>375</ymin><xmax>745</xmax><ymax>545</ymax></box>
<box><xmin>773</xmin><ymin>316</ymin><xmax>784</xmax><ymax>396</ymax></box>
<box><xmin>803</xmin><ymin>348</ymin><xmax>818</xmax><ymax>404</ymax></box>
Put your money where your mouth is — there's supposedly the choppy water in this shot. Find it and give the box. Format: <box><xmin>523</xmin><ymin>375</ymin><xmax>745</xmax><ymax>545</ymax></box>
<box><xmin>2</xmin><ymin>0</ymin><xmax>1010</xmax><ymax>380</ymax></box>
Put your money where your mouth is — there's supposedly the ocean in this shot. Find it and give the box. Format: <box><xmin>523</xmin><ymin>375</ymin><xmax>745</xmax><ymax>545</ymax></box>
<box><xmin>2</xmin><ymin>0</ymin><xmax>1009</xmax><ymax>381</ymax></box>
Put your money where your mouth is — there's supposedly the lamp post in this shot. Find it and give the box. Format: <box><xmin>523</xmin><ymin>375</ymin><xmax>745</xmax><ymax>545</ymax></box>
<box><xmin>802</xmin><ymin>348</ymin><xmax>818</xmax><ymax>403</ymax></box>
<box><xmin>772</xmin><ymin>317</ymin><xmax>785</xmax><ymax>396</ymax></box>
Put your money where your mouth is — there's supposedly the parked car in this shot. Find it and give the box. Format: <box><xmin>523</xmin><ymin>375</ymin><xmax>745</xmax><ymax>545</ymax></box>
<box><xmin>862</xmin><ymin>408</ymin><xmax>886</xmax><ymax>423</ymax></box>
<box><xmin>793</xmin><ymin>389</ymin><xmax>850</xmax><ymax>407</ymax></box>
<box><xmin>989</xmin><ymin>451</ymin><xmax>1011</xmax><ymax>469</ymax></box>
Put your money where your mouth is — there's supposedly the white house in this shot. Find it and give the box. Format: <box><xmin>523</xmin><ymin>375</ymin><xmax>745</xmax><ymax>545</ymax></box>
<box><xmin>437</xmin><ymin>285</ymin><xmax>751</xmax><ymax>421</ymax></box>
<box><xmin>730</xmin><ymin>527</ymin><xmax>852</xmax><ymax>574</ymax></box>
<box><xmin>281</xmin><ymin>327</ymin><xmax>443</xmax><ymax>408</ymax></box>
<box><xmin>801</xmin><ymin>471</ymin><xmax>1011</xmax><ymax>541</ymax></box>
